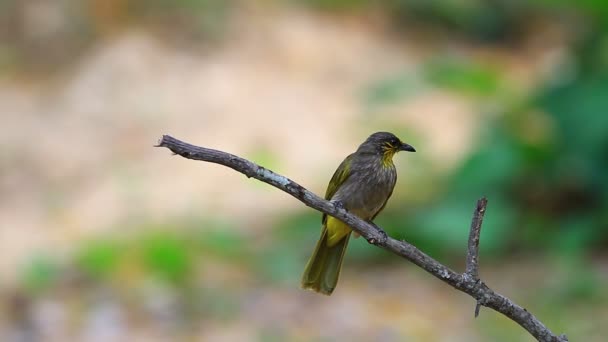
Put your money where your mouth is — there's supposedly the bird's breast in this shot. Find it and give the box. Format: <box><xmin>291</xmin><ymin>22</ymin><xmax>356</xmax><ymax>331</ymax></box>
<box><xmin>332</xmin><ymin>163</ymin><xmax>396</xmax><ymax>219</ymax></box>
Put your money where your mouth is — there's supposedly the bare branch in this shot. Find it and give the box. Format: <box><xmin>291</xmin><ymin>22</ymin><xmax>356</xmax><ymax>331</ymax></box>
<box><xmin>466</xmin><ymin>198</ymin><xmax>487</xmax><ymax>318</ymax></box>
<box><xmin>466</xmin><ymin>197</ymin><xmax>487</xmax><ymax>280</ymax></box>
<box><xmin>156</xmin><ymin>135</ymin><xmax>568</xmax><ymax>342</ymax></box>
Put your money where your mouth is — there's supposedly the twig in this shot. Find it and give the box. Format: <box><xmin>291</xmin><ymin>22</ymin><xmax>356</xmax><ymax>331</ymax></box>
<box><xmin>156</xmin><ymin>135</ymin><xmax>568</xmax><ymax>342</ymax></box>
<box><xmin>465</xmin><ymin>198</ymin><xmax>487</xmax><ymax>318</ymax></box>
<box><xmin>465</xmin><ymin>198</ymin><xmax>487</xmax><ymax>280</ymax></box>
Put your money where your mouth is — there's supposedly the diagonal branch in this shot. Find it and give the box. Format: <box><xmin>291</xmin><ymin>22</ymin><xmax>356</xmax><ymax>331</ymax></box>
<box><xmin>156</xmin><ymin>134</ymin><xmax>568</xmax><ymax>342</ymax></box>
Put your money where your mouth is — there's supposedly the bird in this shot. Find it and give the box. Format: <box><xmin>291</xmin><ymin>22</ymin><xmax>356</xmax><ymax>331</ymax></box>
<box><xmin>301</xmin><ymin>132</ymin><xmax>416</xmax><ymax>295</ymax></box>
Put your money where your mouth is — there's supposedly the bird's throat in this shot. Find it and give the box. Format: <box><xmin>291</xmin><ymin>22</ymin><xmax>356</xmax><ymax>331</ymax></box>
<box><xmin>381</xmin><ymin>150</ymin><xmax>396</xmax><ymax>168</ymax></box>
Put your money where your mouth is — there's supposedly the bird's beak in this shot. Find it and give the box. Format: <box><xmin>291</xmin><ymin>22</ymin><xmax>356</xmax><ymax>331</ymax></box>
<box><xmin>399</xmin><ymin>142</ymin><xmax>416</xmax><ymax>152</ymax></box>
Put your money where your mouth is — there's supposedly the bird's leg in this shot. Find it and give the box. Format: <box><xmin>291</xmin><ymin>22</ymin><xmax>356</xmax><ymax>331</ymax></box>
<box><xmin>365</xmin><ymin>221</ymin><xmax>388</xmax><ymax>245</ymax></box>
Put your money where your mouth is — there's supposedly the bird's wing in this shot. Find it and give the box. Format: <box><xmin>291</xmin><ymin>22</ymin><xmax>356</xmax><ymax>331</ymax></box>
<box><xmin>322</xmin><ymin>153</ymin><xmax>354</xmax><ymax>225</ymax></box>
<box><xmin>371</xmin><ymin>187</ymin><xmax>393</xmax><ymax>221</ymax></box>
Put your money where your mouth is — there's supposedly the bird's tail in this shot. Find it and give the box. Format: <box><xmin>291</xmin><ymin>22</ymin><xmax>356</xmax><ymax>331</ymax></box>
<box><xmin>301</xmin><ymin>223</ymin><xmax>351</xmax><ymax>295</ymax></box>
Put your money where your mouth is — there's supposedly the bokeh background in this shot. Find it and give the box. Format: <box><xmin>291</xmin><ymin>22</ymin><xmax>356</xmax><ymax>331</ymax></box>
<box><xmin>2</xmin><ymin>1</ymin><xmax>607</xmax><ymax>341</ymax></box>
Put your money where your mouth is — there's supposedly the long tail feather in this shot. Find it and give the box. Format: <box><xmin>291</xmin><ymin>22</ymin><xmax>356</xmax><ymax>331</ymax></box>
<box><xmin>301</xmin><ymin>228</ymin><xmax>351</xmax><ymax>295</ymax></box>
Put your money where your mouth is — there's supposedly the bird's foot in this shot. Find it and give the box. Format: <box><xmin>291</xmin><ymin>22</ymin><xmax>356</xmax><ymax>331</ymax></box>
<box><xmin>366</xmin><ymin>222</ymin><xmax>388</xmax><ymax>245</ymax></box>
<box><xmin>332</xmin><ymin>200</ymin><xmax>346</xmax><ymax>211</ymax></box>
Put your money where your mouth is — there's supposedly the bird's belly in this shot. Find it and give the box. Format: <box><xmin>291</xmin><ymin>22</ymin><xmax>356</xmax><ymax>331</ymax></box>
<box><xmin>351</xmin><ymin>189</ymin><xmax>389</xmax><ymax>216</ymax></box>
<box><xmin>334</xmin><ymin>175</ymin><xmax>394</xmax><ymax>219</ymax></box>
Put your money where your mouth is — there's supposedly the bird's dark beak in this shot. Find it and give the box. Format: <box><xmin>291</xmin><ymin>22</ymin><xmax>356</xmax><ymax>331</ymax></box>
<box><xmin>399</xmin><ymin>142</ymin><xmax>416</xmax><ymax>152</ymax></box>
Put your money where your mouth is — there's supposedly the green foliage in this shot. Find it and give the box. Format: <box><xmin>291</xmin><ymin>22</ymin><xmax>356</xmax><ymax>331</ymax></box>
<box><xmin>538</xmin><ymin>75</ymin><xmax>608</xmax><ymax>199</ymax></box>
<box><xmin>424</xmin><ymin>58</ymin><xmax>503</xmax><ymax>96</ymax></box>
<box><xmin>357</xmin><ymin>0</ymin><xmax>608</xmax><ymax>259</ymax></box>
<box><xmin>301</xmin><ymin>0</ymin><xmax>371</xmax><ymax>11</ymax></box>
<box><xmin>551</xmin><ymin>216</ymin><xmax>599</xmax><ymax>255</ymax></box>
<box><xmin>389</xmin><ymin>0</ymin><xmax>536</xmax><ymax>41</ymax></box>
<box><xmin>274</xmin><ymin>212</ymin><xmax>321</xmax><ymax>251</ymax></box>
<box><xmin>550</xmin><ymin>266</ymin><xmax>604</xmax><ymax>304</ymax></box>
<box><xmin>263</xmin><ymin>212</ymin><xmax>323</xmax><ymax>281</ymax></box>
<box><xmin>255</xmin><ymin>244</ymin><xmax>303</xmax><ymax>283</ymax></box>
<box><xmin>21</xmin><ymin>256</ymin><xmax>59</xmax><ymax>292</ymax></box>
<box><xmin>364</xmin><ymin>57</ymin><xmax>507</xmax><ymax>114</ymax></box>
<box><xmin>196</xmin><ymin>220</ymin><xmax>249</xmax><ymax>260</ymax></box>
<box><xmin>538</xmin><ymin>0</ymin><xmax>608</xmax><ymax>17</ymax></box>
<box><xmin>140</xmin><ymin>231</ymin><xmax>193</xmax><ymax>284</ymax></box>
<box><xmin>76</xmin><ymin>239</ymin><xmax>124</xmax><ymax>280</ymax></box>
<box><xmin>364</xmin><ymin>72</ymin><xmax>424</xmax><ymax>107</ymax></box>
<box><xmin>413</xmin><ymin>78</ymin><xmax>608</xmax><ymax>256</ymax></box>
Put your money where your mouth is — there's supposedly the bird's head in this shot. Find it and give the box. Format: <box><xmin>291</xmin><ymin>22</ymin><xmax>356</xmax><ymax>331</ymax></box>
<box><xmin>357</xmin><ymin>131</ymin><xmax>416</xmax><ymax>163</ymax></box>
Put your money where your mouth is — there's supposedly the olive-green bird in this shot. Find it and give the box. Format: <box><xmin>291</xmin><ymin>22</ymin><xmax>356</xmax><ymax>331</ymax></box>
<box><xmin>301</xmin><ymin>132</ymin><xmax>415</xmax><ymax>295</ymax></box>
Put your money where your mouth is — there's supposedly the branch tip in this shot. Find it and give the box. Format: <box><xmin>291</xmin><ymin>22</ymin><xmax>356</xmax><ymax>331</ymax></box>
<box><xmin>465</xmin><ymin>197</ymin><xmax>488</xmax><ymax>280</ymax></box>
<box><xmin>155</xmin><ymin>135</ymin><xmax>173</xmax><ymax>148</ymax></box>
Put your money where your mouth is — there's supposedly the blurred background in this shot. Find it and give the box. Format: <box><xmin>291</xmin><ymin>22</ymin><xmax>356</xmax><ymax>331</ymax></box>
<box><xmin>1</xmin><ymin>0</ymin><xmax>607</xmax><ymax>341</ymax></box>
